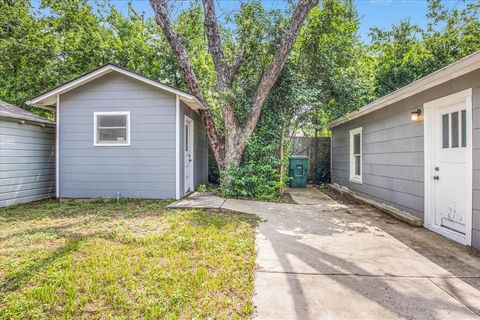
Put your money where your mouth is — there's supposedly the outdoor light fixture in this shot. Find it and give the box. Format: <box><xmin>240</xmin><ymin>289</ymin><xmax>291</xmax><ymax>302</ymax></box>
<box><xmin>411</xmin><ymin>109</ymin><xmax>422</xmax><ymax>121</ymax></box>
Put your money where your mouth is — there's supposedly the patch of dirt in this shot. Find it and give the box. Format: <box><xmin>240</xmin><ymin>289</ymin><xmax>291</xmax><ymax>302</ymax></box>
<box><xmin>277</xmin><ymin>191</ymin><xmax>295</xmax><ymax>204</ymax></box>
<box><xmin>204</xmin><ymin>187</ymin><xmax>295</xmax><ymax>204</ymax></box>
<box><xmin>316</xmin><ymin>184</ymin><xmax>364</xmax><ymax>206</ymax></box>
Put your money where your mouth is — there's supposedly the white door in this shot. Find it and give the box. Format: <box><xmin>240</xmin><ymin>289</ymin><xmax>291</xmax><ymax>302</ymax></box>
<box><xmin>184</xmin><ymin>116</ymin><xmax>194</xmax><ymax>194</ymax></box>
<box><xmin>424</xmin><ymin>89</ymin><xmax>473</xmax><ymax>245</ymax></box>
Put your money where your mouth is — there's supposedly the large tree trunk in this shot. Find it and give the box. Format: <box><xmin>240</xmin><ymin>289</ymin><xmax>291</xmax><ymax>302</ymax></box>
<box><xmin>149</xmin><ymin>0</ymin><xmax>318</xmax><ymax>172</ymax></box>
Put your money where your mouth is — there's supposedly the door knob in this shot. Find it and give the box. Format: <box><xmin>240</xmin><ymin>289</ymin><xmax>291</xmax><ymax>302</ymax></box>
<box><xmin>433</xmin><ymin>175</ymin><xmax>439</xmax><ymax>180</ymax></box>
<box><xmin>434</xmin><ymin>167</ymin><xmax>439</xmax><ymax>171</ymax></box>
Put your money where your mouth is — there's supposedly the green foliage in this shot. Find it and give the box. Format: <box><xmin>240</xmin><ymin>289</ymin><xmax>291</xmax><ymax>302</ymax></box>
<box><xmin>221</xmin><ymin>112</ymin><xmax>284</xmax><ymax>201</ymax></box>
<box><xmin>220</xmin><ymin>60</ymin><xmax>308</xmax><ymax>200</ymax></box>
<box><xmin>228</xmin><ymin>1</ymin><xmax>289</xmax><ymax>124</ymax></box>
<box><xmin>370</xmin><ymin>20</ymin><xmax>435</xmax><ymax>97</ymax></box>
<box><xmin>296</xmin><ymin>0</ymin><xmax>374</xmax><ymax>131</ymax></box>
<box><xmin>221</xmin><ymin>0</ymin><xmax>370</xmax><ymax>198</ymax></box>
<box><xmin>196</xmin><ymin>184</ymin><xmax>208</xmax><ymax>192</ymax></box>
<box><xmin>369</xmin><ymin>0</ymin><xmax>480</xmax><ymax>97</ymax></box>
<box><xmin>222</xmin><ymin>162</ymin><xmax>281</xmax><ymax>201</ymax></box>
<box><xmin>312</xmin><ymin>162</ymin><xmax>331</xmax><ymax>184</ymax></box>
<box><xmin>0</xmin><ymin>0</ymin><xmax>183</xmax><ymax>114</ymax></box>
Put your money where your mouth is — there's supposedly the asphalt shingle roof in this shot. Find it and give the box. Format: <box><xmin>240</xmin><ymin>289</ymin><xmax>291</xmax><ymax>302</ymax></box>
<box><xmin>0</xmin><ymin>100</ymin><xmax>54</xmax><ymax>126</ymax></box>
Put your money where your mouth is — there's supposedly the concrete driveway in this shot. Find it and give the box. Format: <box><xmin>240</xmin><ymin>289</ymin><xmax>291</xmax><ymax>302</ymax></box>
<box><xmin>248</xmin><ymin>187</ymin><xmax>480</xmax><ymax>320</ymax></box>
<box><xmin>170</xmin><ymin>188</ymin><xmax>480</xmax><ymax>319</ymax></box>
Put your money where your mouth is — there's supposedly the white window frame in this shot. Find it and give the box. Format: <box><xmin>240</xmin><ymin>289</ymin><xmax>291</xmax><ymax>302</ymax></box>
<box><xmin>93</xmin><ymin>111</ymin><xmax>130</xmax><ymax>147</ymax></box>
<box><xmin>349</xmin><ymin>127</ymin><xmax>363</xmax><ymax>184</ymax></box>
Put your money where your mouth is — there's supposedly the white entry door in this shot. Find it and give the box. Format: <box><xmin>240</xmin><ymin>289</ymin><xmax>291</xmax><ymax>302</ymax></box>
<box><xmin>424</xmin><ymin>89</ymin><xmax>473</xmax><ymax>245</ymax></box>
<box><xmin>184</xmin><ymin>116</ymin><xmax>194</xmax><ymax>194</ymax></box>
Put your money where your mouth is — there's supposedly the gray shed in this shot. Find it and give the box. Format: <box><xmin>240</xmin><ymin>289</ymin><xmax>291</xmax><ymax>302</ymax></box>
<box><xmin>27</xmin><ymin>64</ymin><xmax>208</xmax><ymax>200</ymax></box>
<box><xmin>0</xmin><ymin>100</ymin><xmax>55</xmax><ymax>207</ymax></box>
<box><xmin>328</xmin><ymin>51</ymin><xmax>480</xmax><ymax>250</ymax></box>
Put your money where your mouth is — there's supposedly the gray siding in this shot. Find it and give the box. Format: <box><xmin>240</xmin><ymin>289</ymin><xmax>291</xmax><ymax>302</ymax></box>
<box><xmin>59</xmin><ymin>72</ymin><xmax>176</xmax><ymax>199</ymax></box>
<box><xmin>332</xmin><ymin>101</ymin><xmax>425</xmax><ymax>218</ymax></box>
<box><xmin>0</xmin><ymin>120</ymin><xmax>55</xmax><ymax>206</ymax></box>
<box><xmin>179</xmin><ymin>102</ymin><xmax>208</xmax><ymax>195</ymax></box>
<box><xmin>332</xmin><ymin>69</ymin><xmax>480</xmax><ymax>248</ymax></box>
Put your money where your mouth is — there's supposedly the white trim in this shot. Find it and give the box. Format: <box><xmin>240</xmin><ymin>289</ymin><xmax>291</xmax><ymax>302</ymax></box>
<box><xmin>56</xmin><ymin>94</ymin><xmax>60</xmax><ymax>198</ymax></box>
<box><xmin>175</xmin><ymin>96</ymin><xmax>181</xmax><ymax>200</ymax></box>
<box><xmin>93</xmin><ymin>111</ymin><xmax>130</xmax><ymax>147</ymax></box>
<box><xmin>184</xmin><ymin>115</ymin><xmax>195</xmax><ymax>194</ymax></box>
<box><xmin>349</xmin><ymin>127</ymin><xmax>363</xmax><ymax>184</ymax></box>
<box><xmin>423</xmin><ymin>88</ymin><xmax>473</xmax><ymax>246</ymax></box>
<box><xmin>330</xmin><ymin>132</ymin><xmax>333</xmax><ymax>179</ymax></box>
<box><xmin>191</xmin><ymin>116</ymin><xmax>195</xmax><ymax>193</ymax></box>
<box><xmin>26</xmin><ymin>64</ymin><xmax>206</xmax><ymax>111</ymax></box>
<box><xmin>328</xmin><ymin>51</ymin><xmax>480</xmax><ymax>128</ymax></box>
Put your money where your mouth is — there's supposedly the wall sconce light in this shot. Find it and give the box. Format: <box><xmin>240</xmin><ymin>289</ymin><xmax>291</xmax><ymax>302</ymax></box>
<box><xmin>411</xmin><ymin>109</ymin><xmax>422</xmax><ymax>121</ymax></box>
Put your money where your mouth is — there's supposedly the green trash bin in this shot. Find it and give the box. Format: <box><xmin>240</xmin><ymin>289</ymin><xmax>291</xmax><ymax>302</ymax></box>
<box><xmin>288</xmin><ymin>155</ymin><xmax>309</xmax><ymax>188</ymax></box>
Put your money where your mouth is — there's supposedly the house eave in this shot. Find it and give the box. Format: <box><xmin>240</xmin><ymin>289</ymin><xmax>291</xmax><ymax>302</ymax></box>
<box><xmin>0</xmin><ymin>115</ymin><xmax>55</xmax><ymax>127</ymax></box>
<box><xmin>327</xmin><ymin>50</ymin><xmax>480</xmax><ymax>128</ymax></box>
<box><xmin>26</xmin><ymin>64</ymin><xmax>206</xmax><ymax>111</ymax></box>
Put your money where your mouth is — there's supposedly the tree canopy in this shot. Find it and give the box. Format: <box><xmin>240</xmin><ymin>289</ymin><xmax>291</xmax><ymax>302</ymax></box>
<box><xmin>1</xmin><ymin>0</ymin><xmax>479</xmax><ymax>199</ymax></box>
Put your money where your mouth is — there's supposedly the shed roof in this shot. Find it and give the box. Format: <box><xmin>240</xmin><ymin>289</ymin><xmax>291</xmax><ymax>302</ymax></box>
<box><xmin>328</xmin><ymin>50</ymin><xmax>480</xmax><ymax>128</ymax></box>
<box><xmin>26</xmin><ymin>64</ymin><xmax>206</xmax><ymax>111</ymax></box>
<box><xmin>0</xmin><ymin>100</ymin><xmax>54</xmax><ymax>126</ymax></box>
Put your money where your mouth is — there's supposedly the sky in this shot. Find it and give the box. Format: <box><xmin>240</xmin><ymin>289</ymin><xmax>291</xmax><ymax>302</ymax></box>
<box><xmin>354</xmin><ymin>0</ymin><xmax>469</xmax><ymax>42</ymax></box>
<box><xmin>32</xmin><ymin>0</ymin><xmax>472</xmax><ymax>42</ymax></box>
<box><xmin>104</xmin><ymin>0</ymin><xmax>470</xmax><ymax>42</ymax></box>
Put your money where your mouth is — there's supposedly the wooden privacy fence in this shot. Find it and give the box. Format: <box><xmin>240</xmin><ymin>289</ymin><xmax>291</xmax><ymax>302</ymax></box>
<box><xmin>291</xmin><ymin>136</ymin><xmax>331</xmax><ymax>183</ymax></box>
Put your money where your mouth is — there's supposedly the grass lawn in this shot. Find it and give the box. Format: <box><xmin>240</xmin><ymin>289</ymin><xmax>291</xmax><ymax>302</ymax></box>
<box><xmin>0</xmin><ymin>199</ymin><xmax>258</xmax><ymax>319</ymax></box>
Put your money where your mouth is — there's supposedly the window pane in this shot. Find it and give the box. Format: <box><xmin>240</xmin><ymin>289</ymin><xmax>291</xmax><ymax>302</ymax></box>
<box><xmin>355</xmin><ymin>156</ymin><xmax>361</xmax><ymax>176</ymax></box>
<box><xmin>461</xmin><ymin>110</ymin><xmax>466</xmax><ymax>147</ymax></box>
<box><xmin>98</xmin><ymin>128</ymin><xmax>127</xmax><ymax>143</ymax></box>
<box><xmin>451</xmin><ymin>111</ymin><xmax>459</xmax><ymax>148</ymax></box>
<box><xmin>353</xmin><ymin>134</ymin><xmax>361</xmax><ymax>155</ymax></box>
<box><xmin>98</xmin><ymin>115</ymin><xmax>126</xmax><ymax>127</ymax></box>
<box><xmin>442</xmin><ymin>114</ymin><xmax>449</xmax><ymax>148</ymax></box>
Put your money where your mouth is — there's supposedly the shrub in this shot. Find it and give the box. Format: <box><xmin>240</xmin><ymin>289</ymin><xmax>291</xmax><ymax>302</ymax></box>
<box><xmin>219</xmin><ymin>113</ymin><xmax>286</xmax><ymax>201</ymax></box>
<box><xmin>312</xmin><ymin>164</ymin><xmax>330</xmax><ymax>184</ymax></box>
<box><xmin>221</xmin><ymin>162</ymin><xmax>282</xmax><ymax>201</ymax></box>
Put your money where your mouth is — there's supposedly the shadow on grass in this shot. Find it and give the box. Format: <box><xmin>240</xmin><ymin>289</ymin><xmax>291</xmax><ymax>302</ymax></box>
<box><xmin>0</xmin><ymin>237</ymin><xmax>82</xmax><ymax>295</ymax></box>
<box><xmin>0</xmin><ymin>221</ymin><xmax>84</xmax><ymax>242</ymax></box>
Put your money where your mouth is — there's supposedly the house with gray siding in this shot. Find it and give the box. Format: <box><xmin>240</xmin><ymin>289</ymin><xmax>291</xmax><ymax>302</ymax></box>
<box><xmin>27</xmin><ymin>64</ymin><xmax>208</xmax><ymax>200</ymax></box>
<box><xmin>0</xmin><ymin>100</ymin><xmax>55</xmax><ymax>207</ymax></box>
<box><xmin>328</xmin><ymin>51</ymin><xmax>480</xmax><ymax>250</ymax></box>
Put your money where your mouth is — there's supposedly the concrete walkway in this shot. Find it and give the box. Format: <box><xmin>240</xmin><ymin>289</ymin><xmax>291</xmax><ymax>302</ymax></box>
<box><xmin>169</xmin><ymin>187</ymin><xmax>480</xmax><ymax>319</ymax></box>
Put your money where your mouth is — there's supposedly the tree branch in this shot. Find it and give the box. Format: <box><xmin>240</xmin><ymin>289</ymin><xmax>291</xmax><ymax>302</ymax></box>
<box><xmin>244</xmin><ymin>0</ymin><xmax>318</xmax><ymax>137</ymax></box>
<box><xmin>149</xmin><ymin>0</ymin><xmax>226</xmax><ymax>168</ymax></box>
<box><xmin>202</xmin><ymin>0</ymin><xmax>244</xmax><ymax>167</ymax></box>
<box><xmin>202</xmin><ymin>0</ymin><xmax>229</xmax><ymax>90</ymax></box>
<box><xmin>203</xmin><ymin>0</ymin><xmax>244</xmax><ymax>88</ymax></box>
<box><xmin>227</xmin><ymin>47</ymin><xmax>244</xmax><ymax>84</ymax></box>
<box><xmin>150</xmin><ymin>0</ymin><xmax>204</xmax><ymax>103</ymax></box>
